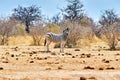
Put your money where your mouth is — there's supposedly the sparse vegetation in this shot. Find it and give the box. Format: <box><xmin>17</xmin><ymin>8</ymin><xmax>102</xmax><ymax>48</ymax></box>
<box><xmin>1</xmin><ymin>0</ymin><xmax>120</xmax><ymax>80</ymax></box>
<box><xmin>0</xmin><ymin>0</ymin><xmax>119</xmax><ymax>50</ymax></box>
<box><xmin>97</xmin><ymin>9</ymin><xmax>120</xmax><ymax>50</ymax></box>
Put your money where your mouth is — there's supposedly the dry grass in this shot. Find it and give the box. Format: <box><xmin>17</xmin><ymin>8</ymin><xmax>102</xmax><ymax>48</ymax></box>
<box><xmin>8</xmin><ymin>35</ymin><xmax>33</xmax><ymax>45</ymax></box>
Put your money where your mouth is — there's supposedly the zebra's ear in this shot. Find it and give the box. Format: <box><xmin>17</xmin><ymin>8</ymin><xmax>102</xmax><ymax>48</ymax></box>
<box><xmin>63</xmin><ymin>28</ymin><xmax>69</xmax><ymax>33</ymax></box>
<box><xmin>66</xmin><ymin>28</ymin><xmax>69</xmax><ymax>31</ymax></box>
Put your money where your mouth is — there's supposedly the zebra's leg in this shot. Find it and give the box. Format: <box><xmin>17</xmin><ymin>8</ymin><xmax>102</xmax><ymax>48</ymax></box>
<box><xmin>47</xmin><ymin>41</ymin><xmax>51</xmax><ymax>52</ymax></box>
<box><xmin>62</xmin><ymin>42</ymin><xmax>66</xmax><ymax>52</ymax></box>
<box><xmin>60</xmin><ymin>42</ymin><xmax>64</xmax><ymax>53</ymax></box>
<box><xmin>62</xmin><ymin>43</ymin><xmax>65</xmax><ymax>53</ymax></box>
<box><xmin>62</xmin><ymin>44</ymin><xmax>64</xmax><ymax>52</ymax></box>
<box><xmin>60</xmin><ymin>42</ymin><xmax>62</xmax><ymax>52</ymax></box>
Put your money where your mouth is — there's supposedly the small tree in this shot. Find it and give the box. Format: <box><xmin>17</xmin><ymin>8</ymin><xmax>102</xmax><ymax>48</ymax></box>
<box><xmin>98</xmin><ymin>9</ymin><xmax>120</xmax><ymax>50</ymax></box>
<box><xmin>0</xmin><ymin>18</ymin><xmax>17</xmax><ymax>45</ymax></box>
<box><xmin>12</xmin><ymin>5</ymin><xmax>42</xmax><ymax>33</ymax></box>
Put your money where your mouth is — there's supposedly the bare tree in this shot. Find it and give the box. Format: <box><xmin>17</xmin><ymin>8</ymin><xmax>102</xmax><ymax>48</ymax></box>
<box><xmin>98</xmin><ymin>9</ymin><xmax>120</xmax><ymax>50</ymax></box>
<box><xmin>61</xmin><ymin>0</ymin><xmax>84</xmax><ymax>23</ymax></box>
<box><xmin>99</xmin><ymin>9</ymin><xmax>119</xmax><ymax>26</ymax></box>
<box><xmin>51</xmin><ymin>13</ymin><xmax>61</xmax><ymax>24</ymax></box>
<box><xmin>12</xmin><ymin>5</ymin><xmax>42</xmax><ymax>33</ymax></box>
<box><xmin>0</xmin><ymin>18</ymin><xmax>17</xmax><ymax>45</ymax></box>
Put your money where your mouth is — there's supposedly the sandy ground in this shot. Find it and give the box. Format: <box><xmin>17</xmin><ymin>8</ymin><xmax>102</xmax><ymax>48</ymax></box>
<box><xmin>0</xmin><ymin>46</ymin><xmax>120</xmax><ymax>80</ymax></box>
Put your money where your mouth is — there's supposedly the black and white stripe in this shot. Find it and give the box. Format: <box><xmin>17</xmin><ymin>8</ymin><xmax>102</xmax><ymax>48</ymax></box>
<box><xmin>44</xmin><ymin>28</ymin><xmax>70</xmax><ymax>52</ymax></box>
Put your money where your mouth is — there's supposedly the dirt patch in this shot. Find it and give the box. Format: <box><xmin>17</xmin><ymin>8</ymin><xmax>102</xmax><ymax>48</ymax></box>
<box><xmin>0</xmin><ymin>46</ymin><xmax>120</xmax><ymax>80</ymax></box>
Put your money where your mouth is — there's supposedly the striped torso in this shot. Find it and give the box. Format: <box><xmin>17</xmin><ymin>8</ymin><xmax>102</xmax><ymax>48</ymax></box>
<box><xmin>45</xmin><ymin>32</ymin><xmax>66</xmax><ymax>43</ymax></box>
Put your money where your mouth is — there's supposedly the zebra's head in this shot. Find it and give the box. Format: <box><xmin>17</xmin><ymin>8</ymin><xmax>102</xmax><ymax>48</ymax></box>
<box><xmin>63</xmin><ymin>28</ymin><xmax>70</xmax><ymax>36</ymax></box>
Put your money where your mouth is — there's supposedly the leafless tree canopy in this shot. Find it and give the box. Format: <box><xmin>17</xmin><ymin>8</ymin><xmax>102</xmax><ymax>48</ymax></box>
<box><xmin>61</xmin><ymin>0</ymin><xmax>84</xmax><ymax>23</ymax></box>
<box><xmin>12</xmin><ymin>5</ymin><xmax>42</xmax><ymax>33</ymax></box>
<box><xmin>98</xmin><ymin>9</ymin><xmax>120</xmax><ymax>50</ymax></box>
<box><xmin>0</xmin><ymin>18</ymin><xmax>17</xmax><ymax>45</ymax></box>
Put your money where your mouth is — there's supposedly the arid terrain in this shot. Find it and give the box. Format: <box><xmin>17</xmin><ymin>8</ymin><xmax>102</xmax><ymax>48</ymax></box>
<box><xmin>0</xmin><ymin>45</ymin><xmax>120</xmax><ymax>80</ymax></box>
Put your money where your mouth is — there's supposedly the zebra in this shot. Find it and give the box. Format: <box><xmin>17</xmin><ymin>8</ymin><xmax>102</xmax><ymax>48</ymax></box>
<box><xmin>44</xmin><ymin>28</ymin><xmax>70</xmax><ymax>52</ymax></box>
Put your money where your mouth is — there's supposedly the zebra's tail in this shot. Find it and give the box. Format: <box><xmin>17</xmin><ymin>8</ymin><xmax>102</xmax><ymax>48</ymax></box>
<box><xmin>44</xmin><ymin>38</ymin><xmax>46</xmax><ymax>46</ymax></box>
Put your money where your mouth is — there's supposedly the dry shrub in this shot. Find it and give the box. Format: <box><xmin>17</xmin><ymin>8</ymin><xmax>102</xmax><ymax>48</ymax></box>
<box><xmin>45</xmin><ymin>23</ymin><xmax>60</xmax><ymax>33</ymax></box>
<box><xmin>30</xmin><ymin>21</ymin><xmax>45</xmax><ymax>46</ymax></box>
<box><xmin>0</xmin><ymin>18</ymin><xmax>17</xmax><ymax>45</ymax></box>
<box><xmin>98</xmin><ymin>23</ymin><xmax>120</xmax><ymax>50</ymax></box>
<box><xmin>8</xmin><ymin>36</ymin><xmax>33</xmax><ymax>45</ymax></box>
<box><xmin>14</xmin><ymin>23</ymin><xmax>26</xmax><ymax>35</ymax></box>
<box><xmin>58</xmin><ymin>20</ymin><xmax>94</xmax><ymax>48</ymax></box>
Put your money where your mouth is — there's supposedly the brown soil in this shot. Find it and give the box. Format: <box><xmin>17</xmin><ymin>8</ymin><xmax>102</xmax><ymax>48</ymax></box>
<box><xmin>0</xmin><ymin>46</ymin><xmax>120</xmax><ymax>80</ymax></box>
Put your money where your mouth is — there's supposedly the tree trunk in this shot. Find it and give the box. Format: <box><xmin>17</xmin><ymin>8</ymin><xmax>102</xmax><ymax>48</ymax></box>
<box><xmin>25</xmin><ymin>23</ymin><xmax>30</xmax><ymax>33</ymax></box>
<box><xmin>110</xmin><ymin>37</ymin><xmax>116</xmax><ymax>50</ymax></box>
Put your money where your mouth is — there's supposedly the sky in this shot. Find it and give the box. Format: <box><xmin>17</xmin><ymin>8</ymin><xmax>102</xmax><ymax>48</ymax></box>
<box><xmin>0</xmin><ymin>0</ymin><xmax>120</xmax><ymax>22</ymax></box>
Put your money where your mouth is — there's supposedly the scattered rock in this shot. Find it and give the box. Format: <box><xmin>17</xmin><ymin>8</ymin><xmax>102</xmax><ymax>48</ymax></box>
<box><xmin>65</xmin><ymin>53</ymin><xmax>72</xmax><ymax>55</ymax></box>
<box><xmin>46</xmin><ymin>67</ymin><xmax>51</xmax><ymax>70</ymax></box>
<box><xmin>80</xmin><ymin>77</ymin><xmax>86</xmax><ymax>80</ymax></box>
<box><xmin>36</xmin><ymin>57</ymin><xmax>43</xmax><ymax>60</ymax></box>
<box><xmin>86</xmin><ymin>54</ymin><xmax>91</xmax><ymax>58</ymax></box>
<box><xmin>80</xmin><ymin>55</ymin><xmax>85</xmax><ymax>58</ymax></box>
<box><xmin>98</xmin><ymin>53</ymin><xmax>100</xmax><ymax>56</ymax></box>
<box><xmin>58</xmin><ymin>66</ymin><xmax>62</xmax><ymax>70</ymax></box>
<box><xmin>102</xmin><ymin>59</ymin><xmax>106</xmax><ymax>62</ymax></box>
<box><xmin>5</xmin><ymin>52</ymin><xmax>10</xmax><ymax>55</ymax></box>
<box><xmin>14</xmin><ymin>46</ymin><xmax>19</xmax><ymax>51</ymax></box>
<box><xmin>81</xmin><ymin>53</ymin><xmax>85</xmax><ymax>55</ymax></box>
<box><xmin>32</xmin><ymin>51</ymin><xmax>37</xmax><ymax>54</ymax></box>
<box><xmin>104</xmin><ymin>60</ymin><xmax>109</xmax><ymax>63</ymax></box>
<box><xmin>76</xmin><ymin>55</ymin><xmax>79</xmax><ymax>57</ymax></box>
<box><xmin>83</xmin><ymin>60</ymin><xmax>85</xmax><ymax>63</ymax></box>
<box><xmin>55</xmin><ymin>62</ymin><xmax>59</xmax><ymax>64</ymax></box>
<box><xmin>44</xmin><ymin>57</ymin><xmax>47</xmax><ymax>60</ymax></box>
<box><xmin>11</xmin><ymin>54</ymin><xmax>14</xmax><ymax>57</ymax></box>
<box><xmin>115</xmin><ymin>53</ymin><xmax>120</xmax><ymax>56</ymax></box>
<box><xmin>106</xmin><ymin>67</ymin><xmax>115</xmax><ymax>70</ymax></box>
<box><xmin>62</xmin><ymin>54</ymin><xmax>64</xmax><ymax>56</ymax></box>
<box><xmin>29</xmin><ymin>54</ymin><xmax>32</xmax><ymax>56</ymax></box>
<box><xmin>30</xmin><ymin>61</ymin><xmax>34</xmax><ymax>63</ymax></box>
<box><xmin>1</xmin><ymin>57</ymin><xmax>5</xmax><ymax>59</ymax></box>
<box><xmin>2</xmin><ymin>61</ymin><xmax>8</xmax><ymax>63</ymax></box>
<box><xmin>99</xmin><ymin>67</ymin><xmax>104</xmax><ymax>70</ymax></box>
<box><xmin>72</xmin><ymin>56</ymin><xmax>76</xmax><ymax>58</ymax></box>
<box><xmin>88</xmin><ymin>76</ymin><xmax>96</xmax><ymax>79</ymax></box>
<box><xmin>74</xmin><ymin>49</ymin><xmax>80</xmax><ymax>51</ymax></box>
<box><xmin>16</xmin><ymin>58</ymin><xmax>18</xmax><ymax>60</ymax></box>
<box><xmin>84</xmin><ymin>66</ymin><xmax>94</xmax><ymax>70</ymax></box>
<box><xmin>116</xmin><ymin>59</ymin><xmax>119</xmax><ymax>61</ymax></box>
<box><xmin>22</xmin><ymin>51</ymin><xmax>27</xmax><ymax>54</ymax></box>
<box><xmin>102</xmin><ymin>59</ymin><xmax>110</xmax><ymax>63</ymax></box>
<box><xmin>80</xmin><ymin>54</ymin><xmax>92</xmax><ymax>58</ymax></box>
<box><xmin>47</xmin><ymin>62</ymin><xmax>52</xmax><ymax>64</ymax></box>
<box><xmin>51</xmin><ymin>52</ymin><xmax>56</xmax><ymax>55</ymax></box>
<box><xmin>0</xmin><ymin>67</ymin><xmax>4</xmax><ymax>70</ymax></box>
<box><xmin>98</xmin><ymin>49</ymin><xmax>101</xmax><ymax>52</ymax></box>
